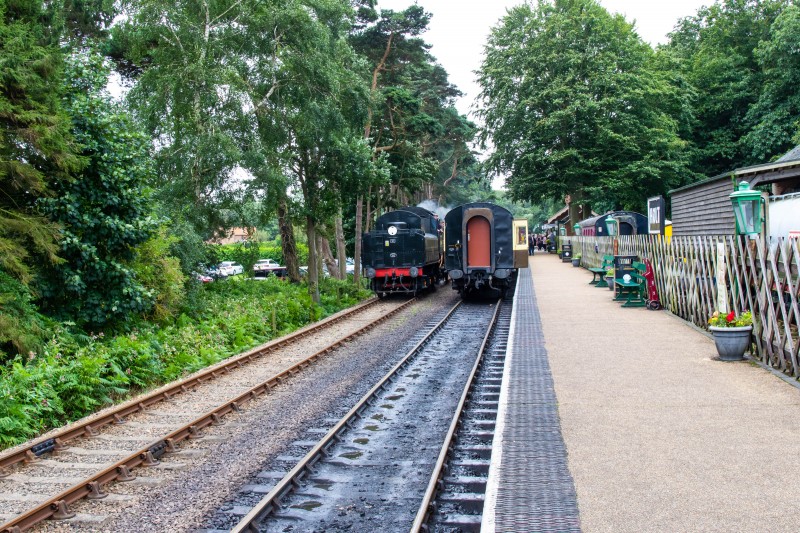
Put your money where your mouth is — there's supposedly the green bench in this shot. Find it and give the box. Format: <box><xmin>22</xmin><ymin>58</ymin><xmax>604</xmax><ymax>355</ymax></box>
<box><xmin>589</xmin><ymin>255</ymin><xmax>614</xmax><ymax>288</ymax></box>
<box><xmin>613</xmin><ymin>261</ymin><xmax>647</xmax><ymax>307</ymax></box>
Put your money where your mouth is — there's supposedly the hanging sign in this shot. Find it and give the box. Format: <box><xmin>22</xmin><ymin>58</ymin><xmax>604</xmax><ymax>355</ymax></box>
<box><xmin>648</xmin><ymin>196</ymin><xmax>666</xmax><ymax>235</ymax></box>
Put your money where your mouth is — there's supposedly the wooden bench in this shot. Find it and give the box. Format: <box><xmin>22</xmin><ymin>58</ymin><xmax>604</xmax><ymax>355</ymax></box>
<box><xmin>589</xmin><ymin>255</ymin><xmax>614</xmax><ymax>287</ymax></box>
<box><xmin>613</xmin><ymin>261</ymin><xmax>647</xmax><ymax>307</ymax></box>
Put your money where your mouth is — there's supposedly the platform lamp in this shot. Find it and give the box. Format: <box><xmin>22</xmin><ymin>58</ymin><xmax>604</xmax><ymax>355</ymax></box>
<box><xmin>605</xmin><ymin>217</ymin><xmax>619</xmax><ymax>255</ymax></box>
<box><xmin>729</xmin><ymin>181</ymin><xmax>764</xmax><ymax>236</ymax></box>
<box><xmin>573</xmin><ymin>223</ymin><xmax>581</xmax><ymax>236</ymax></box>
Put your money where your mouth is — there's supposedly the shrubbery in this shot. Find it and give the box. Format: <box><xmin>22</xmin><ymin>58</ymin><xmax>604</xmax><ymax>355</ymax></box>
<box><xmin>0</xmin><ymin>277</ymin><xmax>370</xmax><ymax>448</ymax></box>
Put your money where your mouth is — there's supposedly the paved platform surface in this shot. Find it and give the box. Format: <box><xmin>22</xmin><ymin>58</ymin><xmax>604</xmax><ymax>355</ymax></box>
<box><xmin>487</xmin><ymin>253</ymin><xmax>800</xmax><ymax>532</ymax></box>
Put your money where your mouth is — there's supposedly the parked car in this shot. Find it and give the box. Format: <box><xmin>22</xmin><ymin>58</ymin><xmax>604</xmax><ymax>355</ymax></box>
<box><xmin>218</xmin><ymin>261</ymin><xmax>244</xmax><ymax>276</ymax></box>
<box><xmin>253</xmin><ymin>258</ymin><xmax>287</xmax><ymax>278</ymax></box>
<box><xmin>205</xmin><ymin>265</ymin><xmax>225</xmax><ymax>279</ymax></box>
<box><xmin>194</xmin><ymin>272</ymin><xmax>214</xmax><ymax>283</ymax></box>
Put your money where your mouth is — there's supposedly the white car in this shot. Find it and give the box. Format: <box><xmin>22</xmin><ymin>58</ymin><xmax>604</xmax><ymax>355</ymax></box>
<box><xmin>218</xmin><ymin>261</ymin><xmax>244</xmax><ymax>276</ymax></box>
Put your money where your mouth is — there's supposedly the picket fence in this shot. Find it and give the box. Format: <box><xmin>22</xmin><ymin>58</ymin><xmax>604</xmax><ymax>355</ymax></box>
<box><xmin>563</xmin><ymin>235</ymin><xmax>800</xmax><ymax>377</ymax></box>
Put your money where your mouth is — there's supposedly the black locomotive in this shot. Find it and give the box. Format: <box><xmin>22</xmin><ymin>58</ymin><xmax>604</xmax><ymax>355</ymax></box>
<box><xmin>362</xmin><ymin>207</ymin><xmax>445</xmax><ymax>296</ymax></box>
<box><xmin>445</xmin><ymin>202</ymin><xmax>528</xmax><ymax>298</ymax></box>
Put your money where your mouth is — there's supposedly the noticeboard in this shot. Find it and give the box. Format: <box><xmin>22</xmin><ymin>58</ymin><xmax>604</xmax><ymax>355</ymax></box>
<box><xmin>648</xmin><ymin>196</ymin><xmax>666</xmax><ymax>235</ymax></box>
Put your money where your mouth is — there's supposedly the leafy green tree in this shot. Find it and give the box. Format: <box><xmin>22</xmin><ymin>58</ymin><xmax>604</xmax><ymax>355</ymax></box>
<box><xmin>743</xmin><ymin>5</ymin><xmax>800</xmax><ymax>160</ymax></box>
<box><xmin>110</xmin><ymin>0</ymin><xmax>250</xmax><ymax>234</ymax></box>
<box><xmin>477</xmin><ymin>0</ymin><xmax>688</xmax><ymax>211</ymax></box>
<box><xmin>666</xmin><ymin>0</ymin><xmax>789</xmax><ymax>174</ymax></box>
<box><xmin>39</xmin><ymin>51</ymin><xmax>157</xmax><ymax>326</ymax></box>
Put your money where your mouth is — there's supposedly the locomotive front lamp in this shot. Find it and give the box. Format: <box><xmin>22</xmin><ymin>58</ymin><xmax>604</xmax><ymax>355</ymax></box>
<box><xmin>605</xmin><ymin>217</ymin><xmax>618</xmax><ymax>237</ymax></box>
<box><xmin>729</xmin><ymin>181</ymin><xmax>763</xmax><ymax>235</ymax></box>
<box><xmin>573</xmin><ymin>223</ymin><xmax>581</xmax><ymax>235</ymax></box>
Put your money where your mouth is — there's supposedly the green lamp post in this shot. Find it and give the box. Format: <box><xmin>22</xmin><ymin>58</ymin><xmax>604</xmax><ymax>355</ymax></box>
<box><xmin>559</xmin><ymin>226</ymin><xmax>566</xmax><ymax>236</ymax></box>
<box><xmin>573</xmin><ymin>223</ymin><xmax>581</xmax><ymax>236</ymax></box>
<box><xmin>729</xmin><ymin>181</ymin><xmax>763</xmax><ymax>235</ymax></box>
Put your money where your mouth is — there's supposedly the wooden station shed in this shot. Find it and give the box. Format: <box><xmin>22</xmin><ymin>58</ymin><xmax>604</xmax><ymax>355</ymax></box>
<box><xmin>669</xmin><ymin>145</ymin><xmax>800</xmax><ymax>237</ymax></box>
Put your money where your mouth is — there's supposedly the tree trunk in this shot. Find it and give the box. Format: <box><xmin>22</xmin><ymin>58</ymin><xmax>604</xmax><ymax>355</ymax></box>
<box><xmin>306</xmin><ymin>217</ymin><xmax>320</xmax><ymax>303</ymax></box>
<box><xmin>364</xmin><ymin>187</ymin><xmax>372</xmax><ymax>233</ymax></box>
<box><xmin>354</xmin><ymin>196</ymin><xmax>363</xmax><ymax>286</ymax></box>
<box><xmin>335</xmin><ymin>207</ymin><xmax>346</xmax><ymax>279</ymax></box>
<box><xmin>567</xmin><ymin>191</ymin><xmax>584</xmax><ymax>235</ymax></box>
<box><xmin>319</xmin><ymin>234</ymin><xmax>339</xmax><ymax>280</ymax></box>
<box><xmin>278</xmin><ymin>195</ymin><xmax>300</xmax><ymax>282</ymax></box>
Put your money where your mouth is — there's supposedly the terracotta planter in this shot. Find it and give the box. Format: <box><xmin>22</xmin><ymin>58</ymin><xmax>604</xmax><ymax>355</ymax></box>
<box><xmin>709</xmin><ymin>325</ymin><xmax>752</xmax><ymax>361</ymax></box>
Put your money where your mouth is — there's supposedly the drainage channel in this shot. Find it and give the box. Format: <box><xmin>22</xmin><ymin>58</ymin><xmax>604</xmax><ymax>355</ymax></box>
<box><xmin>0</xmin><ymin>298</ymin><xmax>415</xmax><ymax>533</ymax></box>
<box><xmin>412</xmin><ymin>285</ymin><xmax>514</xmax><ymax>532</ymax></box>
<box><xmin>224</xmin><ymin>298</ymin><xmax>503</xmax><ymax>533</ymax></box>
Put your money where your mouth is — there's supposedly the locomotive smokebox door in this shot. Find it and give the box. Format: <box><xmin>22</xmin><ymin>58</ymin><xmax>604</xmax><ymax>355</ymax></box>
<box><xmin>513</xmin><ymin>218</ymin><xmax>529</xmax><ymax>268</ymax></box>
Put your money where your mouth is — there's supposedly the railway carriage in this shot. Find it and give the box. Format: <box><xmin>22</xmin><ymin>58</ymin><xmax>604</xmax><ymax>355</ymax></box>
<box><xmin>445</xmin><ymin>202</ymin><xmax>528</xmax><ymax>298</ymax></box>
<box><xmin>362</xmin><ymin>207</ymin><xmax>445</xmax><ymax>296</ymax></box>
<box><xmin>578</xmin><ymin>211</ymin><xmax>648</xmax><ymax>236</ymax></box>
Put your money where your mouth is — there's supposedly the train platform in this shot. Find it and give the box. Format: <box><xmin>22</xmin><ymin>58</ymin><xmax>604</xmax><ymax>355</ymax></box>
<box><xmin>484</xmin><ymin>252</ymin><xmax>800</xmax><ymax>533</ymax></box>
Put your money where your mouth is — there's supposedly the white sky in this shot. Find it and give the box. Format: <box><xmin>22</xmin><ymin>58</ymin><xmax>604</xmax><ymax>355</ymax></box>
<box><xmin>376</xmin><ymin>0</ymin><xmax>711</xmax><ymax>117</ymax></box>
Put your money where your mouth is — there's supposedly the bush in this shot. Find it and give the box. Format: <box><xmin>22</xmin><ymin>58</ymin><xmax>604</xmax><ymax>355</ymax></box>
<box><xmin>0</xmin><ymin>277</ymin><xmax>370</xmax><ymax>448</ymax></box>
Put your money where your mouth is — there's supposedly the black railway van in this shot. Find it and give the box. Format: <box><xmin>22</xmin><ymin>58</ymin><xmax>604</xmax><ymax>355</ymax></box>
<box><xmin>445</xmin><ymin>202</ymin><xmax>527</xmax><ymax>297</ymax></box>
<box><xmin>362</xmin><ymin>206</ymin><xmax>444</xmax><ymax>296</ymax></box>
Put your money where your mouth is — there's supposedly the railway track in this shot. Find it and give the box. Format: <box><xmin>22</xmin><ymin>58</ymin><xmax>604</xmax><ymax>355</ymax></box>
<box><xmin>412</xmin><ymin>288</ymin><xmax>513</xmax><ymax>532</ymax></box>
<box><xmin>0</xmin><ymin>296</ymin><xmax>416</xmax><ymax>533</ymax></box>
<box><xmin>223</xmin><ymin>293</ymin><xmax>509</xmax><ymax>533</ymax></box>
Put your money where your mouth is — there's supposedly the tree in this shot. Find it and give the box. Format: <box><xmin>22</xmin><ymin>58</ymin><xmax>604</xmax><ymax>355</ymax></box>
<box><xmin>0</xmin><ymin>0</ymin><xmax>79</xmax><ymax>284</ymax></box>
<box><xmin>111</xmin><ymin>0</ymin><xmax>251</xmax><ymax>235</ymax></box>
<box><xmin>477</xmin><ymin>0</ymin><xmax>688</xmax><ymax>211</ymax></box>
<box><xmin>665</xmin><ymin>0</ymin><xmax>789</xmax><ymax>174</ymax></box>
<box><xmin>39</xmin><ymin>51</ymin><xmax>156</xmax><ymax>326</ymax></box>
<box><xmin>743</xmin><ymin>5</ymin><xmax>800</xmax><ymax>161</ymax></box>
<box><xmin>350</xmin><ymin>5</ymin><xmax>478</xmax><ymax>282</ymax></box>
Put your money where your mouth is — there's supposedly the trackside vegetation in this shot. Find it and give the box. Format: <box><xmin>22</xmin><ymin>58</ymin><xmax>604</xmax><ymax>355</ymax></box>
<box><xmin>0</xmin><ymin>277</ymin><xmax>370</xmax><ymax>448</ymax></box>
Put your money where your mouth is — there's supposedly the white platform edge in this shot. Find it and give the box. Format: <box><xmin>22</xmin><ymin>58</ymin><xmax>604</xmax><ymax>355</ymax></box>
<box><xmin>480</xmin><ymin>270</ymin><xmax>524</xmax><ymax>531</ymax></box>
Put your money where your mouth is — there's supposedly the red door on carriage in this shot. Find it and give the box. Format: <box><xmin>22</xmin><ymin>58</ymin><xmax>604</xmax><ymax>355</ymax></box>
<box><xmin>467</xmin><ymin>216</ymin><xmax>491</xmax><ymax>267</ymax></box>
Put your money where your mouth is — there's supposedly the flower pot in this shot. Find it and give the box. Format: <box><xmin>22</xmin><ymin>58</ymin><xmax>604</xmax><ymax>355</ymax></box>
<box><xmin>572</xmin><ymin>259</ymin><xmax>580</xmax><ymax>267</ymax></box>
<box><xmin>605</xmin><ymin>276</ymin><xmax>614</xmax><ymax>290</ymax></box>
<box><xmin>709</xmin><ymin>325</ymin><xmax>752</xmax><ymax>361</ymax></box>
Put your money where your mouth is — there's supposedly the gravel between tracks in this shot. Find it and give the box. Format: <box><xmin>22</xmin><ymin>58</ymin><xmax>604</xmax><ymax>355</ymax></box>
<box><xmin>35</xmin><ymin>289</ymin><xmax>458</xmax><ymax>532</ymax></box>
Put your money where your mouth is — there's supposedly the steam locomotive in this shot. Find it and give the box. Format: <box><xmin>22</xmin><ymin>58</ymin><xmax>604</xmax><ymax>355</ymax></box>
<box><xmin>445</xmin><ymin>202</ymin><xmax>529</xmax><ymax>298</ymax></box>
<box><xmin>361</xmin><ymin>207</ymin><xmax>445</xmax><ymax>297</ymax></box>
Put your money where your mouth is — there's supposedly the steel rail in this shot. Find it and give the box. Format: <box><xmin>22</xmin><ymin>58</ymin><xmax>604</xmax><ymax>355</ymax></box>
<box><xmin>0</xmin><ymin>296</ymin><xmax>380</xmax><ymax>473</ymax></box>
<box><xmin>230</xmin><ymin>299</ymin><xmax>466</xmax><ymax>533</ymax></box>
<box><xmin>409</xmin><ymin>299</ymin><xmax>503</xmax><ymax>532</ymax></box>
<box><xmin>0</xmin><ymin>297</ymin><xmax>415</xmax><ymax>533</ymax></box>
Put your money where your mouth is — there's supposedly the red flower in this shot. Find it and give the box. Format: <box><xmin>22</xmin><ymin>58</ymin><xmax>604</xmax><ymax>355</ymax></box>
<box><xmin>726</xmin><ymin>311</ymin><xmax>735</xmax><ymax>322</ymax></box>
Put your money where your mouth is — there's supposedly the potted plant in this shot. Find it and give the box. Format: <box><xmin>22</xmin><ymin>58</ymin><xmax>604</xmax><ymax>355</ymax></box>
<box><xmin>572</xmin><ymin>254</ymin><xmax>581</xmax><ymax>267</ymax></box>
<box><xmin>708</xmin><ymin>310</ymin><xmax>753</xmax><ymax>361</ymax></box>
<box><xmin>605</xmin><ymin>268</ymin><xmax>614</xmax><ymax>290</ymax></box>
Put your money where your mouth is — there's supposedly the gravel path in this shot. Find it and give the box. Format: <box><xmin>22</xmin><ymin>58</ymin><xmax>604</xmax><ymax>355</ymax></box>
<box><xmin>34</xmin><ymin>290</ymin><xmax>457</xmax><ymax>532</ymax></box>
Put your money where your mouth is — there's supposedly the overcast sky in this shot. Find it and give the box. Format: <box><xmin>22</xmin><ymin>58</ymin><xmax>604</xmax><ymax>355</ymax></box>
<box><xmin>376</xmin><ymin>0</ymin><xmax>711</xmax><ymax>117</ymax></box>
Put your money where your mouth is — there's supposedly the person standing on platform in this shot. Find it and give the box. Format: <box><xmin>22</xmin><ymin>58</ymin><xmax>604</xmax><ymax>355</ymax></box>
<box><xmin>528</xmin><ymin>233</ymin><xmax>535</xmax><ymax>255</ymax></box>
